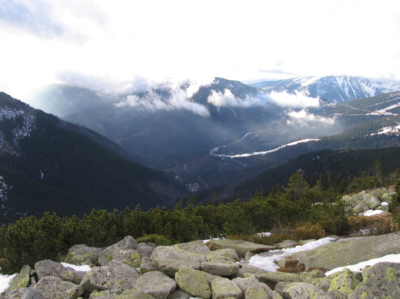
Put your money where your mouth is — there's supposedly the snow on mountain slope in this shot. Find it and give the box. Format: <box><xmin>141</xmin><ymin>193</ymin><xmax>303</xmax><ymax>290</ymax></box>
<box><xmin>252</xmin><ymin>76</ymin><xmax>400</xmax><ymax>103</ymax></box>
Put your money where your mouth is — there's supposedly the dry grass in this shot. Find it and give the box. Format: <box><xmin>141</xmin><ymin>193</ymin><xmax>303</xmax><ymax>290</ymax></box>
<box><xmin>347</xmin><ymin>214</ymin><xmax>397</xmax><ymax>236</ymax></box>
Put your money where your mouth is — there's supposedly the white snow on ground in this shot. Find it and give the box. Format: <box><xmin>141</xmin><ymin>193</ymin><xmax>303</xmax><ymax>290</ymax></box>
<box><xmin>249</xmin><ymin>237</ymin><xmax>336</xmax><ymax>272</ymax></box>
<box><xmin>326</xmin><ymin>254</ymin><xmax>400</xmax><ymax>276</ymax></box>
<box><xmin>361</xmin><ymin>210</ymin><xmax>386</xmax><ymax>217</ymax></box>
<box><xmin>61</xmin><ymin>262</ymin><xmax>91</xmax><ymax>272</ymax></box>
<box><xmin>0</xmin><ymin>273</ymin><xmax>16</xmax><ymax>293</ymax></box>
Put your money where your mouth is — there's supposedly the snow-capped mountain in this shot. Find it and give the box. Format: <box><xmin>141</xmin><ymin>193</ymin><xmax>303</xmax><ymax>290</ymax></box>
<box><xmin>251</xmin><ymin>76</ymin><xmax>400</xmax><ymax>103</ymax></box>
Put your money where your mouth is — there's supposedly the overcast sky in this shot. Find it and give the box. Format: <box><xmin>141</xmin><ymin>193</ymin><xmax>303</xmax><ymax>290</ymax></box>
<box><xmin>0</xmin><ymin>0</ymin><xmax>399</xmax><ymax>100</ymax></box>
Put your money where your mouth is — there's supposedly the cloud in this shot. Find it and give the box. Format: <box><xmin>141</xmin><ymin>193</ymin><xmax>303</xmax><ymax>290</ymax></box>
<box><xmin>115</xmin><ymin>80</ymin><xmax>210</xmax><ymax>117</ymax></box>
<box><xmin>207</xmin><ymin>89</ymin><xmax>268</xmax><ymax>108</ymax></box>
<box><xmin>268</xmin><ymin>91</ymin><xmax>320</xmax><ymax>108</ymax></box>
<box><xmin>287</xmin><ymin>109</ymin><xmax>335</xmax><ymax>126</ymax></box>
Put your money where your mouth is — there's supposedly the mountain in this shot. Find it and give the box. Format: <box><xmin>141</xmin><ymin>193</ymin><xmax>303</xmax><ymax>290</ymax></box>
<box><xmin>0</xmin><ymin>92</ymin><xmax>187</xmax><ymax>224</ymax></box>
<box><xmin>251</xmin><ymin>76</ymin><xmax>400</xmax><ymax>103</ymax></box>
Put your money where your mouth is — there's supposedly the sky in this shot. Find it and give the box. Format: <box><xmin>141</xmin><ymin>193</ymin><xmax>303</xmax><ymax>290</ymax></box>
<box><xmin>0</xmin><ymin>0</ymin><xmax>400</xmax><ymax>101</ymax></box>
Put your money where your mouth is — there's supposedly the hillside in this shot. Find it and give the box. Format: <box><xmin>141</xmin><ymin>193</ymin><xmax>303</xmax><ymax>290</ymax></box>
<box><xmin>0</xmin><ymin>92</ymin><xmax>187</xmax><ymax>224</ymax></box>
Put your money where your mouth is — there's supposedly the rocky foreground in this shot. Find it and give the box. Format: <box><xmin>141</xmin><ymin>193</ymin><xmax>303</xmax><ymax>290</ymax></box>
<box><xmin>2</xmin><ymin>232</ymin><xmax>400</xmax><ymax>299</ymax></box>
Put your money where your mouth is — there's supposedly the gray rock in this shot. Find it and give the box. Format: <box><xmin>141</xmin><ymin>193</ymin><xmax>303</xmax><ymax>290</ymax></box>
<box><xmin>275</xmin><ymin>282</ymin><xmax>333</xmax><ymax>299</ymax></box>
<box><xmin>257</xmin><ymin>272</ymin><xmax>301</xmax><ymax>290</ymax></box>
<box><xmin>201</xmin><ymin>262</ymin><xmax>238</xmax><ymax>277</ymax></box>
<box><xmin>167</xmin><ymin>290</ymin><xmax>190</xmax><ymax>299</ymax></box>
<box><xmin>207</xmin><ymin>240</ymin><xmax>275</xmax><ymax>258</ymax></box>
<box><xmin>80</xmin><ymin>259</ymin><xmax>139</xmax><ymax>292</ymax></box>
<box><xmin>206</xmin><ymin>248</ymin><xmax>239</xmax><ymax>263</ymax></box>
<box><xmin>174</xmin><ymin>268</ymin><xmax>211</xmax><ymax>299</ymax></box>
<box><xmin>233</xmin><ymin>275</ymin><xmax>281</xmax><ymax>299</ymax></box>
<box><xmin>175</xmin><ymin>241</ymin><xmax>210</xmax><ymax>254</ymax></box>
<box><xmin>300</xmin><ymin>270</ymin><xmax>330</xmax><ymax>292</ymax></box>
<box><xmin>211</xmin><ymin>278</ymin><xmax>242</xmax><ymax>299</ymax></box>
<box><xmin>5</xmin><ymin>288</ymin><xmax>44</xmax><ymax>299</ymax></box>
<box><xmin>274</xmin><ymin>240</ymin><xmax>298</xmax><ymax>249</ymax></box>
<box><xmin>327</xmin><ymin>268</ymin><xmax>360</xmax><ymax>297</ymax></box>
<box><xmin>34</xmin><ymin>260</ymin><xmax>85</xmax><ymax>284</ymax></box>
<box><xmin>64</xmin><ymin>244</ymin><xmax>103</xmax><ymax>267</ymax></box>
<box><xmin>150</xmin><ymin>245</ymin><xmax>206</xmax><ymax>277</ymax></box>
<box><xmin>89</xmin><ymin>289</ymin><xmax>155</xmax><ymax>299</ymax></box>
<box><xmin>7</xmin><ymin>265</ymin><xmax>32</xmax><ymax>291</ymax></box>
<box><xmin>98</xmin><ymin>236</ymin><xmax>139</xmax><ymax>267</ymax></box>
<box><xmin>132</xmin><ymin>271</ymin><xmax>177</xmax><ymax>299</ymax></box>
<box><xmin>292</xmin><ymin>233</ymin><xmax>400</xmax><ymax>270</ymax></box>
<box><xmin>353</xmin><ymin>200</ymin><xmax>369</xmax><ymax>213</ymax></box>
<box><xmin>140</xmin><ymin>257</ymin><xmax>157</xmax><ymax>274</ymax></box>
<box><xmin>365</xmin><ymin>195</ymin><xmax>381</xmax><ymax>209</ymax></box>
<box><xmin>33</xmin><ymin>276</ymin><xmax>83</xmax><ymax>299</ymax></box>
<box><xmin>236</xmin><ymin>264</ymin><xmax>267</xmax><ymax>278</ymax></box>
<box><xmin>137</xmin><ymin>242</ymin><xmax>156</xmax><ymax>258</ymax></box>
<box><xmin>350</xmin><ymin>262</ymin><xmax>400</xmax><ymax>299</ymax></box>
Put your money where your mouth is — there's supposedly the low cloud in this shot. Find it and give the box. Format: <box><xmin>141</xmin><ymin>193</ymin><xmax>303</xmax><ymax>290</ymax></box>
<box><xmin>268</xmin><ymin>91</ymin><xmax>320</xmax><ymax>108</ymax></box>
<box><xmin>207</xmin><ymin>89</ymin><xmax>267</xmax><ymax>107</ymax></box>
<box><xmin>287</xmin><ymin>109</ymin><xmax>335</xmax><ymax>125</ymax></box>
<box><xmin>115</xmin><ymin>80</ymin><xmax>211</xmax><ymax>117</ymax></box>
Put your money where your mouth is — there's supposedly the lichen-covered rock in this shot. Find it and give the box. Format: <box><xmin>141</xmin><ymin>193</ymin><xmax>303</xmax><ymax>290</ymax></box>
<box><xmin>80</xmin><ymin>259</ymin><xmax>139</xmax><ymax>292</ymax></box>
<box><xmin>211</xmin><ymin>278</ymin><xmax>242</xmax><ymax>299</ymax></box>
<box><xmin>137</xmin><ymin>242</ymin><xmax>156</xmax><ymax>258</ymax></box>
<box><xmin>64</xmin><ymin>244</ymin><xmax>103</xmax><ymax>267</ymax></box>
<box><xmin>140</xmin><ymin>257</ymin><xmax>157</xmax><ymax>274</ymax></box>
<box><xmin>300</xmin><ymin>270</ymin><xmax>330</xmax><ymax>292</ymax></box>
<box><xmin>34</xmin><ymin>260</ymin><xmax>85</xmax><ymax>284</ymax></box>
<box><xmin>174</xmin><ymin>268</ymin><xmax>211</xmax><ymax>298</ymax></box>
<box><xmin>98</xmin><ymin>236</ymin><xmax>139</xmax><ymax>266</ymax></box>
<box><xmin>257</xmin><ymin>272</ymin><xmax>301</xmax><ymax>289</ymax></box>
<box><xmin>327</xmin><ymin>268</ymin><xmax>360</xmax><ymax>297</ymax></box>
<box><xmin>350</xmin><ymin>262</ymin><xmax>400</xmax><ymax>299</ymax></box>
<box><xmin>167</xmin><ymin>290</ymin><xmax>190</xmax><ymax>299</ymax></box>
<box><xmin>175</xmin><ymin>241</ymin><xmax>210</xmax><ymax>254</ymax></box>
<box><xmin>33</xmin><ymin>276</ymin><xmax>83</xmax><ymax>299</ymax></box>
<box><xmin>233</xmin><ymin>275</ymin><xmax>282</xmax><ymax>299</ymax></box>
<box><xmin>7</xmin><ymin>265</ymin><xmax>32</xmax><ymax>292</ymax></box>
<box><xmin>292</xmin><ymin>233</ymin><xmax>400</xmax><ymax>270</ymax></box>
<box><xmin>274</xmin><ymin>240</ymin><xmax>298</xmax><ymax>249</ymax></box>
<box><xmin>207</xmin><ymin>240</ymin><xmax>275</xmax><ymax>258</ymax></box>
<box><xmin>275</xmin><ymin>282</ymin><xmax>333</xmax><ymax>299</ymax></box>
<box><xmin>201</xmin><ymin>262</ymin><xmax>238</xmax><ymax>277</ymax></box>
<box><xmin>89</xmin><ymin>289</ymin><xmax>155</xmax><ymax>299</ymax></box>
<box><xmin>150</xmin><ymin>245</ymin><xmax>206</xmax><ymax>277</ymax></box>
<box><xmin>131</xmin><ymin>271</ymin><xmax>176</xmax><ymax>299</ymax></box>
<box><xmin>5</xmin><ymin>288</ymin><xmax>44</xmax><ymax>299</ymax></box>
<box><xmin>236</xmin><ymin>264</ymin><xmax>267</xmax><ymax>278</ymax></box>
<box><xmin>206</xmin><ymin>248</ymin><xmax>239</xmax><ymax>263</ymax></box>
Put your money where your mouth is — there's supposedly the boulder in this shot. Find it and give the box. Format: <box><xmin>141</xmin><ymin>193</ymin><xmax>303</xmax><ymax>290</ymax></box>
<box><xmin>211</xmin><ymin>278</ymin><xmax>242</xmax><ymax>299</ymax></box>
<box><xmin>64</xmin><ymin>244</ymin><xmax>103</xmax><ymax>267</ymax></box>
<box><xmin>327</xmin><ymin>268</ymin><xmax>360</xmax><ymax>297</ymax></box>
<box><xmin>292</xmin><ymin>233</ymin><xmax>400</xmax><ymax>270</ymax></box>
<box><xmin>201</xmin><ymin>262</ymin><xmax>238</xmax><ymax>277</ymax></box>
<box><xmin>89</xmin><ymin>289</ymin><xmax>155</xmax><ymax>299</ymax></box>
<box><xmin>150</xmin><ymin>245</ymin><xmax>206</xmax><ymax>277</ymax></box>
<box><xmin>5</xmin><ymin>288</ymin><xmax>44</xmax><ymax>299</ymax></box>
<box><xmin>257</xmin><ymin>272</ymin><xmax>301</xmax><ymax>290</ymax></box>
<box><xmin>7</xmin><ymin>265</ymin><xmax>32</xmax><ymax>291</ymax></box>
<box><xmin>206</xmin><ymin>248</ymin><xmax>239</xmax><ymax>263</ymax></box>
<box><xmin>207</xmin><ymin>240</ymin><xmax>275</xmax><ymax>258</ymax></box>
<box><xmin>140</xmin><ymin>257</ymin><xmax>157</xmax><ymax>274</ymax></box>
<box><xmin>98</xmin><ymin>236</ymin><xmax>139</xmax><ymax>267</ymax></box>
<box><xmin>175</xmin><ymin>241</ymin><xmax>210</xmax><ymax>254</ymax></box>
<box><xmin>80</xmin><ymin>259</ymin><xmax>139</xmax><ymax>292</ymax></box>
<box><xmin>174</xmin><ymin>268</ymin><xmax>211</xmax><ymax>299</ymax></box>
<box><xmin>33</xmin><ymin>276</ymin><xmax>83</xmax><ymax>299</ymax></box>
<box><xmin>299</xmin><ymin>270</ymin><xmax>330</xmax><ymax>292</ymax></box>
<box><xmin>137</xmin><ymin>242</ymin><xmax>156</xmax><ymax>258</ymax></box>
<box><xmin>350</xmin><ymin>262</ymin><xmax>400</xmax><ymax>299</ymax></box>
<box><xmin>274</xmin><ymin>240</ymin><xmax>298</xmax><ymax>249</ymax></box>
<box><xmin>167</xmin><ymin>290</ymin><xmax>190</xmax><ymax>299</ymax></box>
<box><xmin>34</xmin><ymin>260</ymin><xmax>85</xmax><ymax>284</ymax></box>
<box><xmin>232</xmin><ymin>275</ymin><xmax>282</xmax><ymax>299</ymax></box>
<box><xmin>275</xmin><ymin>282</ymin><xmax>333</xmax><ymax>299</ymax></box>
<box><xmin>131</xmin><ymin>271</ymin><xmax>176</xmax><ymax>299</ymax></box>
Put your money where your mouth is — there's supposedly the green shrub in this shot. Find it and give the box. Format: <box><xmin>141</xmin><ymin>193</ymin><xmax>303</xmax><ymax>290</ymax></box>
<box><xmin>136</xmin><ymin>234</ymin><xmax>175</xmax><ymax>246</ymax></box>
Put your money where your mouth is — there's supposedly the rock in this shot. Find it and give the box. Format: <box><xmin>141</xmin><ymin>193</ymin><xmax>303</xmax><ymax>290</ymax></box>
<box><xmin>89</xmin><ymin>289</ymin><xmax>155</xmax><ymax>299</ymax></box>
<box><xmin>207</xmin><ymin>240</ymin><xmax>275</xmax><ymax>258</ymax></box>
<box><xmin>201</xmin><ymin>262</ymin><xmax>238</xmax><ymax>277</ymax></box>
<box><xmin>300</xmin><ymin>270</ymin><xmax>330</xmax><ymax>291</ymax></box>
<box><xmin>275</xmin><ymin>282</ymin><xmax>333</xmax><ymax>299</ymax></box>
<box><xmin>33</xmin><ymin>276</ymin><xmax>83</xmax><ymax>299</ymax></box>
<box><xmin>176</xmin><ymin>241</ymin><xmax>210</xmax><ymax>254</ymax></box>
<box><xmin>64</xmin><ymin>244</ymin><xmax>103</xmax><ymax>267</ymax></box>
<box><xmin>236</xmin><ymin>264</ymin><xmax>267</xmax><ymax>278</ymax></box>
<box><xmin>174</xmin><ymin>268</ymin><xmax>211</xmax><ymax>299</ymax></box>
<box><xmin>5</xmin><ymin>288</ymin><xmax>45</xmax><ymax>299</ymax></box>
<box><xmin>140</xmin><ymin>257</ymin><xmax>157</xmax><ymax>274</ymax></box>
<box><xmin>233</xmin><ymin>275</ymin><xmax>281</xmax><ymax>299</ymax></box>
<box><xmin>206</xmin><ymin>248</ymin><xmax>239</xmax><ymax>263</ymax></box>
<box><xmin>327</xmin><ymin>268</ymin><xmax>360</xmax><ymax>297</ymax></box>
<box><xmin>150</xmin><ymin>245</ymin><xmax>206</xmax><ymax>277</ymax></box>
<box><xmin>211</xmin><ymin>278</ymin><xmax>242</xmax><ymax>299</ymax></box>
<box><xmin>292</xmin><ymin>233</ymin><xmax>400</xmax><ymax>270</ymax></box>
<box><xmin>167</xmin><ymin>290</ymin><xmax>190</xmax><ymax>299</ymax></box>
<box><xmin>274</xmin><ymin>240</ymin><xmax>298</xmax><ymax>249</ymax></box>
<box><xmin>80</xmin><ymin>259</ymin><xmax>139</xmax><ymax>292</ymax></box>
<box><xmin>137</xmin><ymin>242</ymin><xmax>156</xmax><ymax>258</ymax></box>
<box><xmin>257</xmin><ymin>272</ymin><xmax>301</xmax><ymax>290</ymax></box>
<box><xmin>34</xmin><ymin>260</ymin><xmax>84</xmax><ymax>284</ymax></box>
<box><xmin>350</xmin><ymin>262</ymin><xmax>400</xmax><ymax>299</ymax></box>
<box><xmin>131</xmin><ymin>271</ymin><xmax>177</xmax><ymax>299</ymax></box>
<box><xmin>7</xmin><ymin>265</ymin><xmax>32</xmax><ymax>291</ymax></box>
<box><xmin>353</xmin><ymin>200</ymin><xmax>369</xmax><ymax>213</ymax></box>
<box><xmin>98</xmin><ymin>236</ymin><xmax>139</xmax><ymax>267</ymax></box>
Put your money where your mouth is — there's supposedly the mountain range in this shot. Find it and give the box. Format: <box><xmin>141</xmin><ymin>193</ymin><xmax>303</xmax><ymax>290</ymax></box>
<box><xmin>2</xmin><ymin>75</ymin><xmax>400</xmax><ymax>221</ymax></box>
